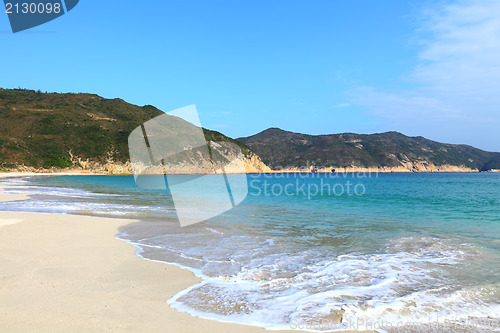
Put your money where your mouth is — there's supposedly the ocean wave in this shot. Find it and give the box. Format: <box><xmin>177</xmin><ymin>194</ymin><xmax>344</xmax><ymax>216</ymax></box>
<box><xmin>160</xmin><ymin>235</ymin><xmax>499</xmax><ymax>331</ymax></box>
<box><xmin>2</xmin><ymin>185</ymin><xmax>123</xmax><ymax>198</ymax></box>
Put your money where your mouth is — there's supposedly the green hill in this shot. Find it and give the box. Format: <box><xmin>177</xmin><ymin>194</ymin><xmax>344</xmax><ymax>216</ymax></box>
<box><xmin>0</xmin><ymin>88</ymin><xmax>258</xmax><ymax>171</ymax></box>
<box><xmin>238</xmin><ymin>128</ymin><xmax>500</xmax><ymax>171</ymax></box>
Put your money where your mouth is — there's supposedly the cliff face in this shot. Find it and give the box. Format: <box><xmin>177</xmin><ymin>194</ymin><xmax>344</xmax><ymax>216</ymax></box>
<box><xmin>239</xmin><ymin>128</ymin><xmax>500</xmax><ymax>172</ymax></box>
<box><xmin>13</xmin><ymin>149</ymin><xmax>270</xmax><ymax>175</ymax></box>
<box><xmin>274</xmin><ymin>164</ymin><xmax>478</xmax><ymax>174</ymax></box>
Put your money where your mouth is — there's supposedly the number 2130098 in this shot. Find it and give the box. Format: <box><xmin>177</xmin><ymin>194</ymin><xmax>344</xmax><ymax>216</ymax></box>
<box><xmin>5</xmin><ymin>2</ymin><xmax>62</xmax><ymax>14</ymax></box>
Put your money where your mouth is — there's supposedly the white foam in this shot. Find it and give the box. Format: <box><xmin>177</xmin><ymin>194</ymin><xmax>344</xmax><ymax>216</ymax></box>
<box><xmin>3</xmin><ymin>185</ymin><xmax>123</xmax><ymax>198</ymax></box>
<box><xmin>161</xmin><ymin>237</ymin><xmax>499</xmax><ymax>331</ymax></box>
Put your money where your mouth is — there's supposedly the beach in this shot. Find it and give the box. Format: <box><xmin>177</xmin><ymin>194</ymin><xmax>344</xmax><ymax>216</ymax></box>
<box><xmin>0</xmin><ymin>173</ymin><xmax>498</xmax><ymax>333</ymax></box>
<box><xmin>0</xmin><ymin>177</ymin><xmax>376</xmax><ymax>333</ymax></box>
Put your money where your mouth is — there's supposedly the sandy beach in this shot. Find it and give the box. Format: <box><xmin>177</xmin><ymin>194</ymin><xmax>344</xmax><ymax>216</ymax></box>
<box><xmin>0</xmin><ymin>176</ymin><xmax>375</xmax><ymax>333</ymax></box>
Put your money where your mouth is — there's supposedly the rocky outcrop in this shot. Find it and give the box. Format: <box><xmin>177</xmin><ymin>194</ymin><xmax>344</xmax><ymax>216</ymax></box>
<box><xmin>242</xmin><ymin>154</ymin><xmax>272</xmax><ymax>173</ymax></box>
<box><xmin>6</xmin><ymin>147</ymin><xmax>489</xmax><ymax>175</ymax></box>
<box><xmin>11</xmin><ymin>146</ymin><xmax>271</xmax><ymax>175</ymax></box>
<box><xmin>269</xmin><ymin>163</ymin><xmax>478</xmax><ymax>174</ymax></box>
<box><xmin>10</xmin><ymin>161</ymin><xmax>483</xmax><ymax>175</ymax></box>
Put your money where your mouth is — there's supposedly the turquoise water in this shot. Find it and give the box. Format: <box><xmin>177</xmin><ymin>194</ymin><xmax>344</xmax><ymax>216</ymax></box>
<box><xmin>1</xmin><ymin>173</ymin><xmax>499</xmax><ymax>332</ymax></box>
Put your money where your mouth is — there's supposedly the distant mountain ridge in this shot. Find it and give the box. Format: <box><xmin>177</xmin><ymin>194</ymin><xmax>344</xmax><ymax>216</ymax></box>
<box><xmin>238</xmin><ymin>128</ymin><xmax>500</xmax><ymax>172</ymax></box>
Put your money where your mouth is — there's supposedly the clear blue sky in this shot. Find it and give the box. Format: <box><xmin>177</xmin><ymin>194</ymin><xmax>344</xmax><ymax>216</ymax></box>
<box><xmin>1</xmin><ymin>0</ymin><xmax>499</xmax><ymax>151</ymax></box>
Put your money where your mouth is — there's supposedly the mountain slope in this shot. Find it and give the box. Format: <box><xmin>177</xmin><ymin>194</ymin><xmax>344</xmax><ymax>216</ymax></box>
<box><xmin>238</xmin><ymin>128</ymin><xmax>500</xmax><ymax>171</ymax></box>
<box><xmin>0</xmin><ymin>88</ymin><xmax>268</xmax><ymax>173</ymax></box>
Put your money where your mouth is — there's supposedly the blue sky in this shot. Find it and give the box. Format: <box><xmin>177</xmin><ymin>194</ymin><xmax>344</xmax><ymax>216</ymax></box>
<box><xmin>1</xmin><ymin>0</ymin><xmax>499</xmax><ymax>151</ymax></box>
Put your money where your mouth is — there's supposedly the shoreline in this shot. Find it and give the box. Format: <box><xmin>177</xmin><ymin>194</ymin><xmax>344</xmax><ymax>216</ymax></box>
<box><xmin>0</xmin><ymin>179</ymin><xmax>375</xmax><ymax>332</ymax></box>
<box><xmin>1</xmin><ymin>169</ymin><xmax>499</xmax><ymax>179</ymax></box>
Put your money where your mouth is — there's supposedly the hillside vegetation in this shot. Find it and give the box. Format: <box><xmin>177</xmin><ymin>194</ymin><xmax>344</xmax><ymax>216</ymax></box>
<box><xmin>0</xmin><ymin>88</ymin><xmax>256</xmax><ymax>171</ymax></box>
<box><xmin>239</xmin><ymin>128</ymin><xmax>500</xmax><ymax>171</ymax></box>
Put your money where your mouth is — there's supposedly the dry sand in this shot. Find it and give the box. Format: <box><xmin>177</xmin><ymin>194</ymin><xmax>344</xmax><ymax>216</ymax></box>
<box><xmin>0</xmin><ymin>175</ymin><xmax>375</xmax><ymax>333</ymax></box>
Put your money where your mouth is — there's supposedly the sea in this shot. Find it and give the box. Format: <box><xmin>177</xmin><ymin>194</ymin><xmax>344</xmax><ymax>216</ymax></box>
<box><xmin>0</xmin><ymin>173</ymin><xmax>499</xmax><ymax>332</ymax></box>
